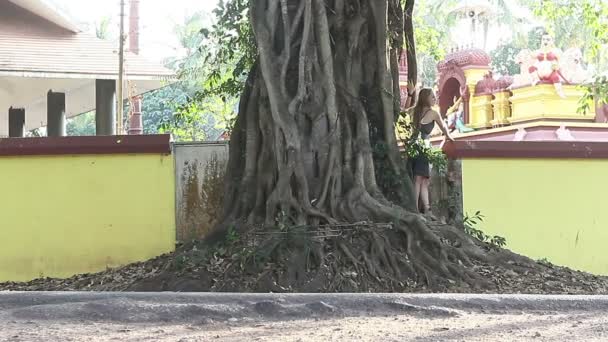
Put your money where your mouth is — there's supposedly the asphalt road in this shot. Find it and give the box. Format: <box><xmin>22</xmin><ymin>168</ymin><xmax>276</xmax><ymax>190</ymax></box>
<box><xmin>1</xmin><ymin>292</ymin><xmax>607</xmax><ymax>341</ymax></box>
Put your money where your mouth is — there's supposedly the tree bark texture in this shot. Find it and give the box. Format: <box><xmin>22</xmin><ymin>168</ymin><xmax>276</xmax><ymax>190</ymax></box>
<box><xmin>214</xmin><ymin>0</ymin><xmax>492</xmax><ymax>288</ymax></box>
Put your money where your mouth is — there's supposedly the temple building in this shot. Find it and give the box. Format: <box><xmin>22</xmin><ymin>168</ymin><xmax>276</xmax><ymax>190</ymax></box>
<box><xmin>424</xmin><ymin>40</ymin><xmax>608</xmax><ymax>276</ymax></box>
<box><xmin>0</xmin><ymin>0</ymin><xmax>178</xmax><ymax>282</ymax></box>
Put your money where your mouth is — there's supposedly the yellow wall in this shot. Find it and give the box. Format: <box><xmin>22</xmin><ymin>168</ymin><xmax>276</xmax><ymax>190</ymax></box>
<box><xmin>0</xmin><ymin>154</ymin><xmax>175</xmax><ymax>282</ymax></box>
<box><xmin>509</xmin><ymin>84</ymin><xmax>592</xmax><ymax>123</ymax></box>
<box><xmin>462</xmin><ymin>158</ymin><xmax>608</xmax><ymax>275</ymax></box>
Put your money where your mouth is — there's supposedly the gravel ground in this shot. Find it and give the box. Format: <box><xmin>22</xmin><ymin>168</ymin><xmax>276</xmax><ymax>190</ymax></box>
<box><xmin>1</xmin><ymin>293</ymin><xmax>608</xmax><ymax>341</ymax></box>
<box><xmin>3</xmin><ymin>312</ymin><xmax>608</xmax><ymax>341</ymax></box>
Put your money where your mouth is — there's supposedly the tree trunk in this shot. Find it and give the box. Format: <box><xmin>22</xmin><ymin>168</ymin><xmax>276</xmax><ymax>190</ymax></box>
<box><xmin>404</xmin><ymin>0</ymin><xmax>417</xmax><ymax>90</ymax></box>
<box><xmin>212</xmin><ymin>0</ymin><xmax>490</xmax><ymax>289</ymax></box>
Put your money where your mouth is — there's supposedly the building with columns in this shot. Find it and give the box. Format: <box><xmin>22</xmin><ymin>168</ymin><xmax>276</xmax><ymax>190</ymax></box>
<box><xmin>0</xmin><ymin>0</ymin><xmax>179</xmax><ymax>283</ymax></box>
<box><xmin>0</xmin><ymin>0</ymin><xmax>174</xmax><ymax>137</ymax></box>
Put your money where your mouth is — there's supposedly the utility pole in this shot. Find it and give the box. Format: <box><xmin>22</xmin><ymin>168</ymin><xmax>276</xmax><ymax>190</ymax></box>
<box><xmin>117</xmin><ymin>0</ymin><xmax>126</xmax><ymax>134</ymax></box>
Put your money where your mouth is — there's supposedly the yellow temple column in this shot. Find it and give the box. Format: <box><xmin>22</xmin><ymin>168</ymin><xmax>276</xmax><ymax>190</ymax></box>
<box><xmin>470</xmin><ymin>94</ymin><xmax>493</xmax><ymax>129</ymax></box>
<box><xmin>463</xmin><ymin>67</ymin><xmax>490</xmax><ymax>122</ymax></box>
<box><xmin>491</xmin><ymin>90</ymin><xmax>512</xmax><ymax>126</ymax></box>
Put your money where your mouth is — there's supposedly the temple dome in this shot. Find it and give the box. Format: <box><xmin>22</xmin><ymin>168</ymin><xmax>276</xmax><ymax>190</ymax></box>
<box><xmin>438</xmin><ymin>48</ymin><xmax>491</xmax><ymax>71</ymax></box>
<box><xmin>494</xmin><ymin>76</ymin><xmax>514</xmax><ymax>92</ymax></box>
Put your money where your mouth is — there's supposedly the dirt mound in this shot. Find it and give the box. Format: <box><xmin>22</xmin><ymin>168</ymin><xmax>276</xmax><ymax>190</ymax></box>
<box><xmin>1</xmin><ymin>222</ymin><xmax>607</xmax><ymax>294</ymax></box>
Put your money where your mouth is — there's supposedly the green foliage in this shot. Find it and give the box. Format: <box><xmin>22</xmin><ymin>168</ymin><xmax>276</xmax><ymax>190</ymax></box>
<box><xmin>537</xmin><ymin>257</ymin><xmax>553</xmax><ymax>266</ymax></box>
<box><xmin>209</xmin><ymin>212</ymin><xmax>322</xmax><ymax>272</ymax></box>
<box><xmin>140</xmin><ymin>9</ymin><xmax>240</xmax><ymax>140</ymax></box>
<box><xmin>414</xmin><ymin>19</ymin><xmax>446</xmax><ymax>62</ymax></box>
<box><xmin>409</xmin><ymin>0</ymin><xmax>533</xmax><ymax>85</ymax></box>
<box><xmin>166</xmin><ymin>12</ymin><xmax>212</xmax><ymax>80</ymax></box>
<box><xmin>372</xmin><ymin>141</ymin><xmax>411</xmax><ymax>204</ymax></box>
<box><xmin>531</xmin><ymin>0</ymin><xmax>608</xmax><ymax>113</ymax></box>
<box><xmin>412</xmin><ymin>0</ymin><xmax>456</xmax><ymax>86</ymax></box>
<box><xmin>463</xmin><ymin>211</ymin><xmax>507</xmax><ymax>250</ymax></box>
<box><xmin>275</xmin><ymin>211</ymin><xmax>290</xmax><ymax>232</ymax></box>
<box><xmin>95</xmin><ymin>16</ymin><xmax>112</xmax><ymax>40</ymax></box>
<box><xmin>158</xmin><ymin>95</ymin><xmax>235</xmax><ymax>141</ymax></box>
<box><xmin>57</xmin><ymin>11</ymin><xmax>226</xmax><ymax>140</ymax></box>
<box><xmin>210</xmin><ymin>225</ymin><xmax>242</xmax><ymax>261</ymax></box>
<box><xmin>140</xmin><ymin>84</ymin><xmax>192</xmax><ymax>135</ymax></box>
<box><xmin>397</xmin><ymin>112</ymin><xmax>448</xmax><ymax>174</ymax></box>
<box><xmin>206</xmin><ymin>213</ymin><xmax>316</xmax><ymax>273</ymax></box>
<box><xmin>413</xmin><ymin>0</ymin><xmax>457</xmax><ymax>58</ymax></box>
<box><xmin>489</xmin><ymin>235</ymin><xmax>507</xmax><ymax>250</ymax></box>
<box><xmin>417</xmin><ymin>54</ymin><xmax>440</xmax><ymax>88</ymax></box>
<box><xmin>531</xmin><ymin>0</ymin><xmax>608</xmax><ymax>61</ymax></box>
<box><xmin>489</xmin><ymin>0</ymin><xmax>533</xmax><ymax>43</ymax></box>
<box><xmin>225</xmin><ymin>226</ymin><xmax>239</xmax><ymax>244</ymax></box>
<box><xmin>156</xmin><ymin>102</ymin><xmax>208</xmax><ymax>141</ymax></box>
<box><xmin>67</xmin><ymin>111</ymin><xmax>96</xmax><ymax>136</ymax></box>
<box><xmin>149</xmin><ymin>4</ymin><xmax>250</xmax><ymax>140</ymax></box>
<box><xmin>578</xmin><ymin>74</ymin><xmax>608</xmax><ymax>114</ymax></box>
<box><xmin>490</xmin><ymin>43</ymin><xmax>521</xmax><ymax>76</ymax></box>
<box><xmin>406</xmin><ymin>138</ymin><xmax>448</xmax><ymax>174</ymax></box>
<box><xmin>173</xmin><ymin>254</ymin><xmax>189</xmax><ymax>271</ymax></box>
<box><xmin>527</xmin><ymin>26</ymin><xmax>546</xmax><ymax>50</ymax></box>
<box><xmin>198</xmin><ymin>0</ymin><xmax>256</xmax><ymax>99</ymax></box>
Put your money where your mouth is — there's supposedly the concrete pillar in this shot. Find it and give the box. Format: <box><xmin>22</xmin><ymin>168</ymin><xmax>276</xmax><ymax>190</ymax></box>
<box><xmin>8</xmin><ymin>107</ymin><xmax>25</xmax><ymax>138</ymax></box>
<box><xmin>95</xmin><ymin>79</ymin><xmax>116</xmax><ymax>135</ymax></box>
<box><xmin>47</xmin><ymin>91</ymin><xmax>66</xmax><ymax>137</ymax></box>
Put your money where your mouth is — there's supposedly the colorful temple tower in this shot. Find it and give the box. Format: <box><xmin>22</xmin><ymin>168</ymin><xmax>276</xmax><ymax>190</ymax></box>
<box><xmin>433</xmin><ymin>41</ymin><xmax>607</xmax><ymax>141</ymax></box>
<box><xmin>430</xmin><ymin>35</ymin><xmax>608</xmax><ymax>276</ymax></box>
<box><xmin>436</xmin><ymin>47</ymin><xmax>491</xmax><ymax>123</ymax></box>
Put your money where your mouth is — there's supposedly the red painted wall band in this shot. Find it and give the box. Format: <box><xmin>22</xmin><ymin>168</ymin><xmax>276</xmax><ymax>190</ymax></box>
<box><xmin>0</xmin><ymin>135</ymin><xmax>172</xmax><ymax>156</ymax></box>
<box><xmin>443</xmin><ymin>141</ymin><xmax>608</xmax><ymax>159</ymax></box>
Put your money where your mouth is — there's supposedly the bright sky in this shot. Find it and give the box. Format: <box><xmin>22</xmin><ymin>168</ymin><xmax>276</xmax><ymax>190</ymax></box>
<box><xmin>55</xmin><ymin>0</ymin><xmax>219</xmax><ymax>62</ymax></box>
<box><xmin>54</xmin><ymin>0</ymin><xmax>536</xmax><ymax>66</ymax></box>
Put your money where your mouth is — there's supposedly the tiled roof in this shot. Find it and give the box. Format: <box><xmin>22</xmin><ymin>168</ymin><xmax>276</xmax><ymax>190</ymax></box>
<box><xmin>0</xmin><ymin>1</ymin><xmax>174</xmax><ymax>80</ymax></box>
<box><xmin>8</xmin><ymin>0</ymin><xmax>79</xmax><ymax>32</ymax></box>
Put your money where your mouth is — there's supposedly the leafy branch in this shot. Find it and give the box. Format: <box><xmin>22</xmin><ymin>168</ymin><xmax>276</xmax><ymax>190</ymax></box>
<box><xmin>463</xmin><ymin>211</ymin><xmax>507</xmax><ymax>250</ymax></box>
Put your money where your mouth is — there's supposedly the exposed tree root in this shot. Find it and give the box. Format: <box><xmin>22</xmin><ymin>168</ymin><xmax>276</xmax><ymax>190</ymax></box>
<box><xmin>4</xmin><ymin>223</ymin><xmax>608</xmax><ymax>294</ymax></box>
<box><xmin>187</xmin><ymin>220</ymin><xmax>569</xmax><ymax>293</ymax></box>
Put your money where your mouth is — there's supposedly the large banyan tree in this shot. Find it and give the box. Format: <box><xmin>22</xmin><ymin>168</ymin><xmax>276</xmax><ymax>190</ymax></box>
<box><xmin>206</xmin><ymin>0</ymin><xmax>517</xmax><ymax>290</ymax></box>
